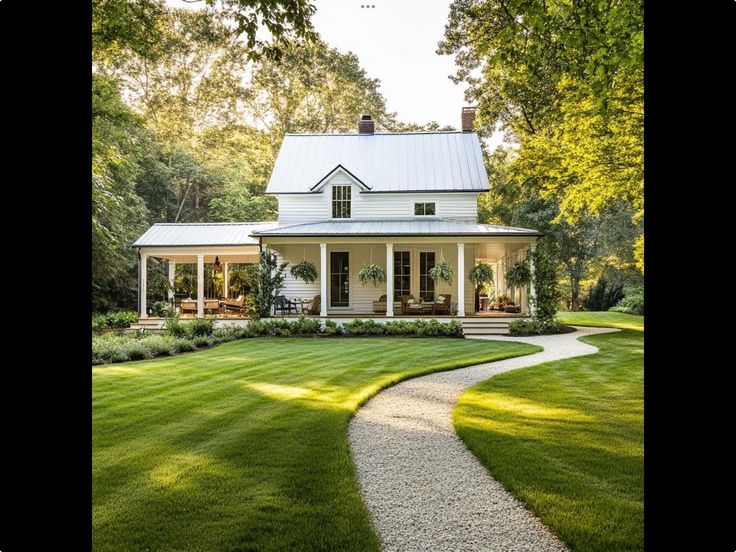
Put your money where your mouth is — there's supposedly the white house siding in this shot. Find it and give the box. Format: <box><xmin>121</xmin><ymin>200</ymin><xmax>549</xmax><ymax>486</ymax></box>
<box><xmin>271</xmin><ymin>241</ymin><xmax>477</xmax><ymax>315</ymax></box>
<box><xmin>277</xmin><ymin>173</ymin><xmax>479</xmax><ymax>226</ymax></box>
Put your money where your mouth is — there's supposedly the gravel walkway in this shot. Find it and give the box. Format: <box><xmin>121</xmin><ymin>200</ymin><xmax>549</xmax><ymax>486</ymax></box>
<box><xmin>349</xmin><ymin>326</ymin><xmax>619</xmax><ymax>551</ymax></box>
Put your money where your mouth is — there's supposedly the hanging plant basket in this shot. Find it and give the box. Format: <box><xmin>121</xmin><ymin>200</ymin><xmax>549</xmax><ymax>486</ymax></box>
<box><xmin>468</xmin><ymin>262</ymin><xmax>494</xmax><ymax>287</ymax></box>
<box><xmin>505</xmin><ymin>260</ymin><xmax>531</xmax><ymax>287</ymax></box>
<box><xmin>291</xmin><ymin>260</ymin><xmax>318</xmax><ymax>283</ymax></box>
<box><xmin>429</xmin><ymin>261</ymin><xmax>454</xmax><ymax>285</ymax></box>
<box><xmin>358</xmin><ymin>263</ymin><xmax>386</xmax><ymax>287</ymax></box>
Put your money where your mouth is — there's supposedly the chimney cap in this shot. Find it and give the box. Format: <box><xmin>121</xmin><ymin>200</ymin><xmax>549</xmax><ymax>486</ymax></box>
<box><xmin>360</xmin><ymin>114</ymin><xmax>373</xmax><ymax>120</ymax></box>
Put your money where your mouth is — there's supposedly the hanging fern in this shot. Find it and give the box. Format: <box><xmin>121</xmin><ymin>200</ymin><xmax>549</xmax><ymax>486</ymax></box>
<box><xmin>358</xmin><ymin>263</ymin><xmax>386</xmax><ymax>287</ymax></box>
<box><xmin>468</xmin><ymin>262</ymin><xmax>494</xmax><ymax>287</ymax></box>
<box><xmin>290</xmin><ymin>260</ymin><xmax>318</xmax><ymax>283</ymax></box>
<box><xmin>429</xmin><ymin>261</ymin><xmax>454</xmax><ymax>285</ymax></box>
<box><xmin>505</xmin><ymin>260</ymin><xmax>531</xmax><ymax>287</ymax></box>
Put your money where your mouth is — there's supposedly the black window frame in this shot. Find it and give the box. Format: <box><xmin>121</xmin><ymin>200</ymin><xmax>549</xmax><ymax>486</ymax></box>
<box><xmin>414</xmin><ymin>202</ymin><xmax>436</xmax><ymax>216</ymax></box>
<box><xmin>332</xmin><ymin>185</ymin><xmax>352</xmax><ymax>218</ymax></box>
<box><xmin>393</xmin><ymin>251</ymin><xmax>411</xmax><ymax>301</ymax></box>
<box><xmin>419</xmin><ymin>251</ymin><xmax>436</xmax><ymax>301</ymax></box>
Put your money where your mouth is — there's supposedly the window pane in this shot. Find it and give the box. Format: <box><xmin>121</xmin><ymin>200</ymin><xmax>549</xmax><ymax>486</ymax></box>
<box><xmin>414</xmin><ymin>203</ymin><xmax>423</xmax><ymax>216</ymax></box>
<box><xmin>425</xmin><ymin>203</ymin><xmax>435</xmax><ymax>215</ymax></box>
<box><xmin>332</xmin><ymin>186</ymin><xmax>351</xmax><ymax>219</ymax></box>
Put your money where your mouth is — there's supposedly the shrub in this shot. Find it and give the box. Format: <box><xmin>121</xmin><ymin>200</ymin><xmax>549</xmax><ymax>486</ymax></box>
<box><xmin>530</xmin><ymin>241</ymin><xmax>560</xmax><ymax>325</ymax></box>
<box><xmin>150</xmin><ymin>301</ymin><xmax>175</xmax><ymax>318</ymax></box>
<box><xmin>140</xmin><ymin>335</ymin><xmax>173</xmax><ymax>357</ymax></box>
<box><xmin>192</xmin><ymin>335</ymin><xmax>213</xmax><ymax>348</ymax></box>
<box><xmin>290</xmin><ymin>316</ymin><xmax>322</xmax><ymax>335</ymax></box>
<box><xmin>92</xmin><ymin>311</ymin><xmax>138</xmax><ymax>332</ymax></box>
<box><xmin>164</xmin><ymin>317</ymin><xmax>188</xmax><ymax>338</ymax></box>
<box><xmin>125</xmin><ymin>340</ymin><xmax>151</xmax><ymax>361</ymax></box>
<box><xmin>509</xmin><ymin>319</ymin><xmax>570</xmax><ymax>335</ymax></box>
<box><xmin>610</xmin><ymin>287</ymin><xmax>644</xmax><ymax>315</ymax></box>
<box><xmin>171</xmin><ymin>338</ymin><xmax>196</xmax><ymax>353</ymax></box>
<box><xmin>343</xmin><ymin>319</ymin><xmax>386</xmax><ymax>336</ymax></box>
<box><xmin>213</xmin><ymin>326</ymin><xmax>246</xmax><ymax>342</ymax></box>
<box><xmin>323</xmin><ymin>320</ymin><xmax>342</xmax><ymax>335</ymax></box>
<box><xmin>583</xmin><ymin>278</ymin><xmax>625</xmax><ymax>311</ymax></box>
<box><xmin>187</xmin><ymin>318</ymin><xmax>214</xmax><ymax>337</ymax></box>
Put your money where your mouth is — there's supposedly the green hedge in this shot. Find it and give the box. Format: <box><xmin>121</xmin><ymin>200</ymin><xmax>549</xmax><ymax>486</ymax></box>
<box><xmin>508</xmin><ymin>318</ymin><xmax>571</xmax><ymax>335</ymax></box>
<box><xmin>92</xmin><ymin>311</ymin><xmax>138</xmax><ymax>332</ymax></box>
<box><xmin>609</xmin><ymin>288</ymin><xmax>644</xmax><ymax>315</ymax></box>
<box><xmin>92</xmin><ymin>318</ymin><xmax>464</xmax><ymax>364</ymax></box>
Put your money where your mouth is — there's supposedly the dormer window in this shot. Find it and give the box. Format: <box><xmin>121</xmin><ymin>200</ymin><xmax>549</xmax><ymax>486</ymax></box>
<box><xmin>332</xmin><ymin>185</ymin><xmax>352</xmax><ymax>218</ymax></box>
<box><xmin>414</xmin><ymin>202</ymin><xmax>436</xmax><ymax>216</ymax></box>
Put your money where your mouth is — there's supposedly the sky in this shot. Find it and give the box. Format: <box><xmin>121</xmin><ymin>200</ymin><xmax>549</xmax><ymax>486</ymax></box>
<box><xmin>312</xmin><ymin>0</ymin><xmax>463</xmax><ymax>128</ymax></box>
<box><xmin>167</xmin><ymin>0</ymin><xmax>502</xmax><ymax>145</ymax></box>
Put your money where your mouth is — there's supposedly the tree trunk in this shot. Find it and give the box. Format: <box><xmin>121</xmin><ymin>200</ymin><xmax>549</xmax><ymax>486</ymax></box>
<box><xmin>570</xmin><ymin>276</ymin><xmax>581</xmax><ymax>311</ymax></box>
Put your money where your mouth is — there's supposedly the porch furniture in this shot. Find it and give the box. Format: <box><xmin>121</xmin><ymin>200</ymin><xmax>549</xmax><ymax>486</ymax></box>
<box><xmin>180</xmin><ymin>300</ymin><xmax>197</xmax><ymax>315</ymax></box>
<box><xmin>274</xmin><ymin>295</ymin><xmax>299</xmax><ymax>316</ymax></box>
<box><xmin>480</xmin><ymin>296</ymin><xmax>490</xmax><ymax>311</ymax></box>
<box><xmin>179</xmin><ymin>299</ymin><xmax>221</xmax><ymax>315</ymax></box>
<box><xmin>373</xmin><ymin>295</ymin><xmax>388</xmax><ymax>314</ymax></box>
<box><xmin>221</xmin><ymin>294</ymin><xmax>245</xmax><ymax>315</ymax></box>
<box><xmin>505</xmin><ymin>304</ymin><xmax>521</xmax><ymax>313</ymax></box>
<box><xmin>433</xmin><ymin>294</ymin><xmax>452</xmax><ymax>315</ymax></box>
<box><xmin>400</xmin><ymin>295</ymin><xmax>416</xmax><ymax>315</ymax></box>
<box><xmin>291</xmin><ymin>297</ymin><xmax>312</xmax><ymax>313</ymax></box>
<box><xmin>305</xmin><ymin>294</ymin><xmax>321</xmax><ymax>315</ymax></box>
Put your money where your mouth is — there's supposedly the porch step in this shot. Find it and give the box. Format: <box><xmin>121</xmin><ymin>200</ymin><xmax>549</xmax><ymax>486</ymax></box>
<box><xmin>461</xmin><ymin>317</ymin><xmax>518</xmax><ymax>336</ymax></box>
<box><xmin>130</xmin><ymin>318</ymin><xmax>166</xmax><ymax>332</ymax></box>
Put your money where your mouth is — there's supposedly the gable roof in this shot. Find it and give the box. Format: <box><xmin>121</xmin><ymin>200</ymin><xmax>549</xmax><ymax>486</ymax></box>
<box><xmin>310</xmin><ymin>164</ymin><xmax>370</xmax><ymax>191</ymax></box>
<box><xmin>132</xmin><ymin>222</ymin><xmax>277</xmax><ymax>247</ymax></box>
<box><xmin>251</xmin><ymin>219</ymin><xmax>541</xmax><ymax>237</ymax></box>
<box><xmin>266</xmin><ymin>131</ymin><xmax>490</xmax><ymax>194</ymax></box>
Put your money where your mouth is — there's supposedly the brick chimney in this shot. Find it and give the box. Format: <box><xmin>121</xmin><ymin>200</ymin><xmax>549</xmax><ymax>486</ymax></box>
<box><xmin>358</xmin><ymin>114</ymin><xmax>374</xmax><ymax>134</ymax></box>
<box><xmin>461</xmin><ymin>107</ymin><xmax>477</xmax><ymax>132</ymax></box>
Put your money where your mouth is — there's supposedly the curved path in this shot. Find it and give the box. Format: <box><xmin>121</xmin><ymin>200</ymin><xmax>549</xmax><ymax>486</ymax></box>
<box><xmin>349</xmin><ymin>326</ymin><xmax>619</xmax><ymax>551</ymax></box>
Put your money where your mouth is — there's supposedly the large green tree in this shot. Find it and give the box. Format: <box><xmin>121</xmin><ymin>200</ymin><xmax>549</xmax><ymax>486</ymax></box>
<box><xmin>92</xmin><ymin>74</ymin><xmax>150</xmax><ymax>311</ymax></box>
<box><xmin>441</xmin><ymin>0</ymin><xmax>643</xmax><ymax>270</ymax></box>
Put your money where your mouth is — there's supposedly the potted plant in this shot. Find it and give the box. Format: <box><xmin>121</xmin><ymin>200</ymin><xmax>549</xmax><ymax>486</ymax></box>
<box><xmin>468</xmin><ymin>262</ymin><xmax>494</xmax><ymax>288</ymax></box>
<box><xmin>505</xmin><ymin>259</ymin><xmax>531</xmax><ymax>287</ymax></box>
<box><xmin>290</xmin><ymin>260</ymin><xmax>318</xmax><ymax>283</ymax></box>
<box><xmin>358</xmin><ymin>263</ymin><xmax>386</xmax><ymax>286</ymax></box>
<box><xmin>429</xmin><ymin>261</ymin><xmax>454</xmax><ymax>285</ymax></box>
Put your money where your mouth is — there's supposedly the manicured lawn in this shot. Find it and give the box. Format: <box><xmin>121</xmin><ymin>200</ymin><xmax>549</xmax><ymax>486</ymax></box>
<box><xmin>454</xmin><ymin>321</ymin><xmax>644</xmax><ymax>551</ymax></box>
<box><xmin>93</xmin><ymin>337</ymin><xmax>539</xmax><ymax>551</ymax></box>
<box><xmin>558</xmin><ymin>310</ymin><xmax>644</xmax><ymax>331</ymax></box>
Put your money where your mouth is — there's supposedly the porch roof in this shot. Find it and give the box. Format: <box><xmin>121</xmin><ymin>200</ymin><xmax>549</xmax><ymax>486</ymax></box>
<box><xmin>250</xmin><ymin>218</ymin><xmax>542</xmax><ymax>237</ymax></box>
<box><xmin>133</xmin><ymin>222</ymin><xmax>277</xmax><ymax>247</ymax></box>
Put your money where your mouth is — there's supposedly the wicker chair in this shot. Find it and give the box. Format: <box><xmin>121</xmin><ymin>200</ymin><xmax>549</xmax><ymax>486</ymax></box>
<box><xmin>433</xmin><ymin>294</ymin><xmax>452</xmax><ymax>315</ymax></box>
<box><xmin>306</xmin><ymin>294</ymin><xmax>321</xmax><ymax>315</ymax></box>
<box><xmin>400</xmin><ymin>295</ymin><xmax>417</xmax><ymax>315</ymax></box>
<box><xmin>221</xmin><ymin>294</ymin><xmax>245</xmax><ymax>315</ymax></box>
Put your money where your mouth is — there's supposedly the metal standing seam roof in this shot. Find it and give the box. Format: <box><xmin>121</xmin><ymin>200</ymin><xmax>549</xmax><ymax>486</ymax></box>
<box><xmin>266</xmin><ymin>131</ymin><xmax>490</xmax><ymax>194</ymax></box>
<box><xmin>251</xmin><ymin>219</ymin><xmax>542</xmax><ymax>237</ymax></box>
<box><xmin>132</xmin><ymin>222</ymin><xmax>278</xmax><ymax>247</ymax></box>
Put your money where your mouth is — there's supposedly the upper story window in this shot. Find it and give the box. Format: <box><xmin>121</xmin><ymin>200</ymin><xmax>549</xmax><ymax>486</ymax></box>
<box><xmin>414</xmin><ymin>202</ymin><xmax>436</xmax><ymax>216</ymax></box>
<box><xmin>332</xmin><ymin>185</ymin><xmax>352</xmax><ymax>218</ymax></box>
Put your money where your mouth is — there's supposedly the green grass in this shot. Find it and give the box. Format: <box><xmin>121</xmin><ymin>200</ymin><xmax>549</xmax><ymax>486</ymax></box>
<box><xmin>557</xmin><ymin>310</ymin><xmax>644</xmax><ymax>331</ymax></box>
<box><xmin>454</xmin><ymin>324</ymin><xmax>644</xmax><ymax>551</ymax></box>
<box><xmin>93</xmin><ymin>337</ymin><xmax>539</xmax><ymax>551</ymax></box>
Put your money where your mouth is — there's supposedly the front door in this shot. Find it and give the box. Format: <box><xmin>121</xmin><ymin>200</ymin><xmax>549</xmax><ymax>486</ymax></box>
<box><xmin>330</xmin><ymin>252</ymin><xmax>350</xmax><ymax>307</ymax></box>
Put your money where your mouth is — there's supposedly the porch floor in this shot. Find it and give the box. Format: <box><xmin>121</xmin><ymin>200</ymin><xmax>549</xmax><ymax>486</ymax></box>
<box><xmin>150</xmin><ymin>310</ymin><xmax>527</xmax><ymax>321</ymax></box>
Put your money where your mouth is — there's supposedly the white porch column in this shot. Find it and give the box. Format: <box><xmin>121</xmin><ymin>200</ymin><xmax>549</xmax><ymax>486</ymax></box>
<box><xmin>385</xmin><ymin>243</ymin><xmax>394</xmax><ymax>317</ymax></box>
<box><xmin>196</xmin><ymin>254</ymin><xmax>204</xmax><ymax>318</ymax></box>
<box><xmin>139</xmin><ymin>253</ymin><xmax>148</xmax><ymax>319</ymax></box>
<box><xmin>320</xmin><ymin>244</ymin><xmax>328</xmax><ymax>317</ymax></box>
<box><xmin>223</xmin><ymin>262</ymin><xmax>229</xmax><ymax>298</ymax></box>
<box><xmin>529</xmin><ymin>243</ymin><xmax>537</xmax><ymax>315</ymax></box>
<box><xmin>168</xmin><ymin>260</ymin><xmax>176</xmax><ymax>302</ymax></box>
<box><xmin>457</xmin><ymin>243</ymin><xmax>465</xmax><ymax>316</ymax></box>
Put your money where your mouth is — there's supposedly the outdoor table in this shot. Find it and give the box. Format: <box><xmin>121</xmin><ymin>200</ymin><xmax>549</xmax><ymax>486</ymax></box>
<box><xmin>291</xmin><ymin>298</ymin><xmax>312</xmax><ymax>313</ymax></box>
